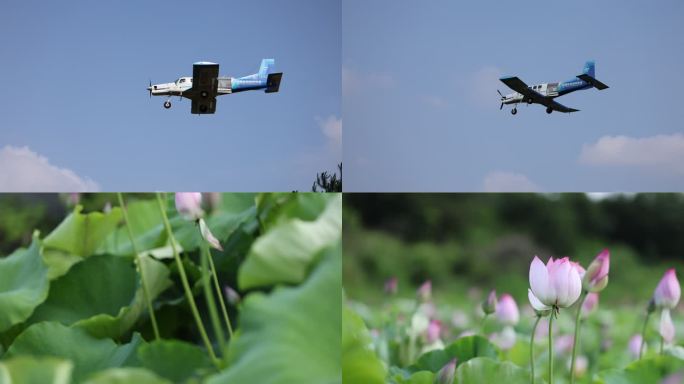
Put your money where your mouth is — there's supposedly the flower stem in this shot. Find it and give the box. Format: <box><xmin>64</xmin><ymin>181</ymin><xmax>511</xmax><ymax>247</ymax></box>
<box><xmin>639</xmin><ymin>311</ymin><xmax>651</xmax><ymax>359</ymax></box>
<box><xmin>200</xmin><ymin>239</ymin><xmax>225</xmax><ymax>353</ymax></box>
<box><xmin>548</xmin><ymin>310</ymin><xmax>555</xmax><ymax>384</ymax></box>
<box><xmin>530</xmin><ymin>315</ymin><xmax>541</xmax><ymax>384</ymax></box>
<box><xmin>660</xmin><ymin>334</ymin><xmax>664</xmax><ymax>355</ymax></box>
<box><xmin>481</xmin><ymin>313</ymin><xmax>489</xmax><ymax>334</ymax></box>
<box><xmin>155</xmin><ymin>193</ymin><xmax>219</xmax><ymax>366</ymax></box>
<box><xmin>569</xmin><ymin>291</ymin><xmax>587</xmax><ymax>384</ymax></box>
<box><xmin>206</xmin><ymin>246</ymin><xmax>234</xmax><ymax>338</ymax></box>
<box><xmin>117</xmin><ymin>193</ymin><xmax>160</xmax><ymax>341</ymax></box>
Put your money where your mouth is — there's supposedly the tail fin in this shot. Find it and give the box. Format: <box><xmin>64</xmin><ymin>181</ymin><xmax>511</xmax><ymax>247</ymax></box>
<box><xmin>582</xmin><ymin>61</ymin><xmax>595</xmax><ymax>78</ymax></box>
<box><xmin>258</xmin><ymin>59</ymin><xmax>275</xmax><ymax>79</ymax></box>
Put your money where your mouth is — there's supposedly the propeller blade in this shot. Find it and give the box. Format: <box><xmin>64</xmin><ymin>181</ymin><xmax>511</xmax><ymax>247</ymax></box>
<box><xmin>497</xmin><ymin>89</ymin><xmax>503</xmax><ymax>97</ymax></box>
<box><xmin>500</xmin><ymin>102</ymin><xmax>503</xmax><ymax>110</ymax></box>
<box><xmin>148</xmin><ymin>80</ymin><xmax>152</xmax><ymax>98</ymax></box>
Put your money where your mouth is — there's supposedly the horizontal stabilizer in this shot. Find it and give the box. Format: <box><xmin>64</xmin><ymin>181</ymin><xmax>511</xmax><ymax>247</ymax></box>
<box><xmin>265</xmin><ymin>72</ymin><xmax>283</xmax><ymax>93</ymax></box>
<box><xmin>577</xmin><ymin>74</ymin><xmax>609</xmax><ymax>90</ymax></box>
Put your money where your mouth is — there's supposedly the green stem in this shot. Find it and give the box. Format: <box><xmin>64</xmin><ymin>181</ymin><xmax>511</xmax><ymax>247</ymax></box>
<box><xmin>206</xmin><ymin>247</ymin><xmax>234</xmax><ymax>338</ymax></box>
<box><xmin>639</xmin><ymin>311</ymin><xmax>651</xmax><ymax>359</ymax></box>
<box><xmin>660</xmin><ymin>334</ymin><xmax>664</xmax><ymax>355</ymax></box>
<box><xmin>481</xmin><ymin>313</ymin><xmax>489</xmax><ymax>334</ymax></box>
<box><xmin>117</xmin><ymin>193</ymin><xmax>160</xmax><ymax>341</ymax></box>
<box><xmin>155</xmin><ymin>193</ymin><xmax>219</xmax><ymax>366</ymax></box>
<box><xmin>569</xmin><ymin>292</ymin><xmax>587</xmax><ymax>384</ymax></box>
<box><xmin>530</xmin><ymin>315</ymin><xmax>541</xmax><ymax>384</ymax></box>
<box><xmin>548</xmin><ymin>309</ymin><xmax>555</xmax><ymax>384</ymax></box>
<box><xmin>200</xmin><ymin>239</ymin><xmax>225</xmax><ymax>353</ymax></box>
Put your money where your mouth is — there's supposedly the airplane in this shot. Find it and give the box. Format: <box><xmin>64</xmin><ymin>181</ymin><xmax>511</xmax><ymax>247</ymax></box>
<box><xmin>147</xmin><ymin>59</ymin><xmax>282</xmax><ymax>114</ymax></box>
<box><xmin>498</xmin><ymin>61</ymin><xmax>608</xmax><ymax>115</ymax></box>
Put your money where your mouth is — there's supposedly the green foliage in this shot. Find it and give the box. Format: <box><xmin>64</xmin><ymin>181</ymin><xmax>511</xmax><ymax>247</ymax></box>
<box><xmin>0</xmin><ymin>356</ymin><xmax>73</xmax><ymax>384</ymax></box>
<box><xmin>137</xmin><ymin>340</ymin><xmax>212</xmax><ymax>382</ymax></box>
<box><xmin>594</xmin><ymin>356</ymin><xmax>684</xmax><ymax>383</ymax></box>
<box><xmin>454</xmin><ymin>357</ymin><xmax>538</xmax><ymax>384</ymax></box>
<box><xmin>411</xmin><ymin>336</ymin><xmax>500</xmax><ymax>373</ymax></box>
<box><xmin>342</xmin><ymin>305</ymin><xmax>386</xmax><ymax>384</ymax></box>
<box><xmin>207</xmin><ymin>245</ymin><xmax>341</xmax><ymax>384</ymax></box>
<box><xmin>83</xmin><ymin>368</ymin><xmax>171</xmax><ymax>384</ymax></box>
<box><xmin>0</xmin><ymin>235</ymin><xmax>49</xmax><ymax>333</ymax></box>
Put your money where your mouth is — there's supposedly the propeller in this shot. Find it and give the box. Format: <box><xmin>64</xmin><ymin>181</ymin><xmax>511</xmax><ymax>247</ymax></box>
<box><xmin>148</xmin><ymin>80</ymin><xmax>152</xmax><ymax>98</ymax></box>
<box><xmin>498</xmin><ymin>89</ymin><xmax>504</xmax><ymax>110</ymax></box>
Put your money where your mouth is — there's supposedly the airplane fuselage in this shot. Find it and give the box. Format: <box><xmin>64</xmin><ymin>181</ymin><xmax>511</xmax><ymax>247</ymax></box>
<box><xmin>501</xmin><ymin>78</ymin><xmax>591</xmax><ymax>105</ymax></box>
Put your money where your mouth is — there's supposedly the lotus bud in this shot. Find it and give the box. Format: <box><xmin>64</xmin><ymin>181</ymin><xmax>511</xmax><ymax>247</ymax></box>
<box><xmin>482</xmin><ymin>290</ymin><xmax>497</xmax><ymax>315</ymax></box>
<box><xmin>628</xmin><ymin>334</ymin><xmax>643</xmax><ymax>359</ymax></box>
<box><xmin>175</xmin><ymin>192</ymin><xmax>204</xmax><ymax>221</ymax></box>
<box><xmin>384</xmin><ymin>277</ymin><xmax>398</xmax><ymax>295</ymax></box>
<box><xmin>567</xmin><ymin>355</ymin><xmax>588</xmax><ymax>378</ymax></box>
<box><xmin>660</xmin><ymin>308</ymin><xmax>675</xmax><ymax>344</ymax></box>
<box><xmin>528</xmin><ymin>256</ymin><xmax>582</xmax><ymax>309</ymax></box>
<box><xmin>654</xmin><ymin>269</ymin><xmax>681</xmax><ymax>309</ymax></box>
<box><xmin>496</xmin><ymin>293</ymin><xmax>519</xmax><ymax>326</ymax></box>
<box><xmin>224</xmin><ymin>286</ymin><xmax>241</xmax><ymax>305</ymax></box>
<box><xmin>436</xmin><ymin>358</ymin><xmax>457</xmax><ymax>384</ymax></box>
<box><xmin>583</xmin><ymin>249</ymin><xmax>610</xmax><ymax>292</ymax></box>
<box><xmin>581</xmin><ymin>292</ymin><xmax>599</xmax><ymax>319</ymax></box>
<box><xmin>647</xmin><ymin>297</ymin><xmax>656</xmax><ymax>314</ymax></box>
<box><xmin>426</xmin><ymin>319</ymin><xmax>441</xmax><ymax>344</ymax></box>
<box><xmin>417</xmin><ymin>280</ymin><xmax>432</xmax><ymax>302</ymax></box>
<box><xmin>199</xmin><ymin>218</ymin><xmax>223</xmax><ymax>251</ymax></box>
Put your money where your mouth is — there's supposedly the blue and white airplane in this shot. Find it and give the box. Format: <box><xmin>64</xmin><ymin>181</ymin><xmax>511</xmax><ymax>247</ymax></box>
<box><xmin>498</xmin><ymin>61</ymin><xmax>608</xmax><ymax>115</ymax></box>
<box><xmin>147</xmin><ymin>59</ymin><xmax>282</xmax><ymax>114</ymax></box>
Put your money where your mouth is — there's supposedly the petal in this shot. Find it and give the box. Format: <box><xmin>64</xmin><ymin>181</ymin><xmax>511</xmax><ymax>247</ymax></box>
<box><xmin>551</xmin><ymin>259</ymin><xmax>571</xmax><ymax>305</ymax></box>
<box><xmin>528</xmin><ymin>289</ymin><xmax>551</xmax><ymax>311</ymax></box>
<box><xmin>660</xmin><ymin>308</ymin><xmax>675</xmax><ymax>344</ymax></box>
<box><xmin>199</xmin><ymin>218</ymin><xmax>224</xmax><ymax>251</ymax></box>
<box><xmin>530</xmin><ymin>256</ymin><xmax>552</xmax><ymax>305</ymax></box>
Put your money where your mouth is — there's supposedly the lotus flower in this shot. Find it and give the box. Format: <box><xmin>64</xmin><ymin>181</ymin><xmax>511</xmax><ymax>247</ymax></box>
<box><xmin>654</xmin><ymin>269</ymin><xmax>680</xmax><ymax>309</ymax></box>
<box><xmin>628</xmin><ymin>334</ymin><xmax>643</xmax><ymax>359</ymax></box>
<box><xmin>417</xmin><ymin>280</ymin><xmax>432</xmax><ymax>302</ymax></box>
<box><xmin>496</xmin><ymin>294</ymin><xmax>519</xmax><ymax>326</ymax></box>
<box><xmin>583</xmin><ymin>249</ymin><xmax>610</xmax><ymax>292</ymax></box>
<box><xmin>436</xmin><ymin>358</ymin><xmax>456</xmax><ymax>384</ymax></box>
<box><xmin>175</xmin><ymin>192</ymin><xmax>204</xmax><ymax>221</ymax></box>
<box><xmin>426</xmin><ymin>319</ymin><xmax>442</xmax><ymax>344</ymax></box>
<box><xmin>660</xmin><ymin>308</ymin><xmax>675</xmax><ymax>344</ymax></box>
<box><xmin>482</xmin><ymin>290</ymin><xmax>497</xmax><ymax>315</ymax></box>
<box><xmin>528</xmin><ymin>256</ymin><xmax>582</xmax><ymax>310</ymax></box>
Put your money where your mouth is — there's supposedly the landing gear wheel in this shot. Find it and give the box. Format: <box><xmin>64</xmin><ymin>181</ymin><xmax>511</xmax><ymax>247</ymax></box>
<box><xmin>164</xmin><ymin>100</ymin><xmax>171</xmax><ymax>109</ymax></box>
<box><xmin>527</xmin><ymin>98</ymin><xmax>533</xmax><ymax>104</ymax></box>
<box><xmin>546</xmin><ymin>107</ymin><xmax>552</xmax><ymax>114</ymax></box>
<box><xmin>511</xmin><ymin>108</ymin><xmax>517</xmax><ymax>115</ymax></box>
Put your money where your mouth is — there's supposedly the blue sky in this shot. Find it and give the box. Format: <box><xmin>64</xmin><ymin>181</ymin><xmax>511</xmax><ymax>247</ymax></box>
<box><xmin>0</xmin><ymin>0</ymin><xmax>340</xmax><ymax>192</ymax></box>
<box><xmin>343</xmin><ymin>0</ymin><xmax>684</xmax><ymax>192</ymax></box>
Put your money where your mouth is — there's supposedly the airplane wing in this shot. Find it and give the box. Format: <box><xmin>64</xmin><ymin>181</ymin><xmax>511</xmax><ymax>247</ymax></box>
<box><xmin>500</xmin><ymin>76</ymin><xmax>579</xmax><ymax>113</ymax></box>
<box><xmin>190</xmin><ymin>62</ymin><xmax>219</xmax><ymax>114</ymax></box>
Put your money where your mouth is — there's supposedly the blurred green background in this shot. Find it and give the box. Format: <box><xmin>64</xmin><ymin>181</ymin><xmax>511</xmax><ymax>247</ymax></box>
<box><xmin>343</xmin><ymin>193</ymin><xmax>684</xmax><ymax>307</ymax></box>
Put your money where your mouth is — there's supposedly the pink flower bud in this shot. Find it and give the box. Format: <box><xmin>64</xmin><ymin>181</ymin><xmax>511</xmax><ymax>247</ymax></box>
<box><xmin>482</xmin><ymin>290</ymin><xmax>497</xmax><ymax>315</ymax></box>
<box><xmin>660</xmin><ymin>308</ymin><xmax>675</xmax><ymax>344</ymax></box>
<box><xmin>436</xmin><ymin>358</ymin><xmax>456</xmax><ymax>384</ymax></box>
<box><xmin>528</xmin><ymin>256</ymin><xmax>582</xmax><ymax>309</ymax></box>
<box><xmin>199</xmin><ymin>218</ymin><xmax>223</xmax><ymax>251</ymax></box>
<box><xmin>175</xmin><ymin>192</ymin><xmax>204</xmax><ymax>221</ymax></box>
<box><xmin>426</xmin><ymin>319</ymin><xmax>441</xmax><ymax>344</ymax></box>
<box><xmin>654</xmin><ymin>269</ymin><xmax>681</xmax><ymax>309</ymax></box>
<box><xmin>496</xmin><ymin>294</ymin><xmax>519</xmax><ymax>326</ymax></box>
<box><xmin>581</xmin><ymin>292</ymin><xmax>599</xmax><ymax>318</ymax></box>
<box><xmin>384</xmin><ymin>277</ymin><xmax>398</xmax><ymax>295</ymax></box>
<box><xmin>583</xmin><ymin>249</ymin><xmax>610</xmax><ymax>292</ymax></box>
<box><xmin>417</xmin><ymin>280</ymin><xmax>432</xmax><ymax>302</ymax></box>
<box><xmin>628</xmin><ymin>334</ymin><xmax>643</xmax><ymax>359</ymax></box>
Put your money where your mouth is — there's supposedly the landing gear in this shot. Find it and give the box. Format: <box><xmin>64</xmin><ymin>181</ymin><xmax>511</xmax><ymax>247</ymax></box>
<box><xmin>164</xmin><ymin>100</ymin><xmax>172</xmax><ymax>109</ymax></box>
<box><xmin>527</xmin><ymin>98</ymin><xmax>533</xmax><ymax>104</ymax></box>
<box><xmin>511</xmin><ymin>108</ymin><xmax>517</xmax><ymax>115</ymax></box>
<box><xmin>546</xmin><ymin>107</ymin><xmax>552</xmax><ymax>114</ymax></box>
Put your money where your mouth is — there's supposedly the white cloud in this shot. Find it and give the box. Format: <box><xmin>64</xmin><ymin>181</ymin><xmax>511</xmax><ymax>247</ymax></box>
<box><xmin>342</xmin><ymin>66</ymin><xmax>394</xmax><ymax>95</ymax></box>
<box><xmin>317</xmin><ymin>115</ymin><xmax>342</xmax><ymax>146</ymax></box>
<box><xmin>483</xmin><ymin>171</ymin><xmax>541</xmax><ymax>192</ymax></box>
<box><xmin>579</xmin><ymin>133</ymin><xmax>684</xmax><ymax>173</ymax></box>
<box><xmin>0</xmin><ymin>146</ymin><xmax>100</xmax><ymax>192</ymax></box>
<box><xmin>471</xmin><ymin>66</ymin><xmax>503</xmax><ymax>108</ymax></box>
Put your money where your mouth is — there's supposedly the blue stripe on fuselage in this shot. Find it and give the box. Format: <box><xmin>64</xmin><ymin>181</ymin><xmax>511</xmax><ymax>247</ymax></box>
<box><xmin>557</xmin><ymin>78</ymin><xmax>591</xmax><ymax>96</ymax></box>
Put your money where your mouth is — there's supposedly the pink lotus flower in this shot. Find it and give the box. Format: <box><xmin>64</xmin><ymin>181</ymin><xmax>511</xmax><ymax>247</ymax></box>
<box><xmin>496</xmin><ymin>294</ymin><xmax>519</xmax><ymax>326</ymax></box>
<box><xmin>384</xmin><ymin>277</ymin><xmax>398</xmax><ymax>295</ymax></box>
<box><xmin>175</xmin><ymin>192</ymin><xmax>204</xmax><ymax>221</ymax></box>
<box><xmin>654</xmin><ymin>269</ymin><xmax>681</xmax><ymax>309</ymax></box>
<box><xmin>528</xmin><ymin>256</ymin><xmax>582</xmax><ymax>310</ymax></box>
<box><xmin>660</xmin><ymin>308</ymin><xmax>675</xmax><ymax>344</ymax></box>
<box><xmin>628</xmin><ymin>334</ymin><xmax>643</xmax><ymax>359</ymax></box>
<box><xmin>482</xmin><ymin>290</ymin><xmax>497</xmax><ymax>315</ymax></box>
<box><xmin>581</xmin><ymin>292</ymin><xmax>599</xmax><ymax>318</ymax></box>
<box><xmin>436</xmin><ymin>358</ymin><xmax>456</xmax><ymax>384</ymax></box>
<box><xmin>417</xmin><ymin>280</ymin><xmax>432</xmax><ymax>302</ymax></box>
<box><xmin>426</xmin><ymin>319</ymin><xmax>442</xmax><ymax>343</ymax></box>
<box><xmin>583</xmin><ymin>249</ymin><xmax>610</xmax><ymax>292</ymax></box>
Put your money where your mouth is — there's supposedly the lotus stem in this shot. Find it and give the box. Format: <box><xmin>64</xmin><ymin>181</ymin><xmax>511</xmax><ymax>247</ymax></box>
<box><xmin>530</xmin><ymin>315</ymin><xmax>541</xmax><ymax>384</ymax></box>
<box><xmin>569</xmin><ymin>291</ymin><xmax>587</xmax><ymax>384</ymax></box>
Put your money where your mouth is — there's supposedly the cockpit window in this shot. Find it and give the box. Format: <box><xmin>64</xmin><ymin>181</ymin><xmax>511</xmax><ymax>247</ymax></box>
<box><xmin>180</xmin><ymin>78</ymin><xmax>186</xmax><ymax>83</ymax></box>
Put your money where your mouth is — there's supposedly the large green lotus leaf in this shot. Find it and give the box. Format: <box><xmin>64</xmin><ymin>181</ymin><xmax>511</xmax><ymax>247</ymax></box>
<box><xmin>411</xmin><ymin>336</ymin><xmax>500</xmax><ymax>373</ymax></box>
<box><xmin>594</xmin><ymin>355</ymin><xmax>684</xmax><ymax>384</ymax></box>
<box><xmin>0</xmin><ymin>356</ymin><xmax>73</xmax><ymax>384</ymax></box>
<box><xmin>255</xmin><ymin>193</ymin><xmax>332</xmax><ymax>231</ymax></box>
<box><xmin>43</xmin><ymin>206</ymin><xmax>122</xmax><ymax>257</ymax></box>
<box><xmin>100</xmin><ymin>199</ymin><xmax>165</xmax><ymax>256</ymax></box>
<box><xmin>0</xmin><ymin>235</ymin><xmax>49</xmax><ymax>332</ymax></box>
<box><xmin>206</xmin><ymin>245</ymin><xmax>341</xmax><ymax>384</ymax></box>
<box><xmin>396</xmin><ymin>371</ymin><xmax>435</xmax><ymax>384</ymax></box>
<box><xmin>238</xmin><ymin>194</ymin><xmax>341</xmax><ymax>289</ymax></box>
<box><xmin>342</xmin><ymin>305</ymin><xmax>385</xmax><ymax>384</ymax></box>
<box><xmin>5</xmin><ymin>322</ymin><xmax>143</xmax><ymax>383</ymax></box>
<box><xmin>83</xmin><ymin>368</ymin><xmax>171</xmax><ymax>384</ymax></box>
<box><xmin>29</xmin><ymin>254</ymin><xmax>171</xmax><ymax>339</ymax></box>
<box><xmin>454</xmin><ymin>357</ymin><xmax>537</xmax><ymax>384</ymax></box>
<box><xmin>137</xmin><ymin>340</ymin><xmax>212</xmax><ymax>382</ymax></box>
